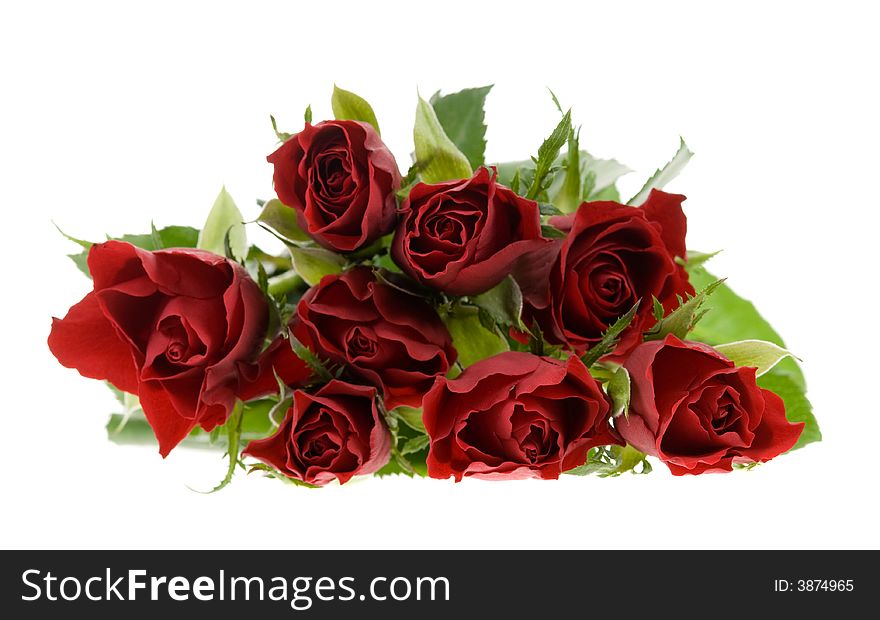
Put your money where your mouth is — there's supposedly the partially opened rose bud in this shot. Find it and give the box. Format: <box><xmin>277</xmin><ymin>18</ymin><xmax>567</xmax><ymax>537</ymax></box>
<box><xmin>268</xmin><ymin>120</ymin><xmax>401</xmax><ymax>252</ymax></box>
<box><xmin>292</xmin><ymin>267</ymin><xmax>456</xmax><ymax>409</ymax></box>
<box><xmin>616</xmin><ymin>335</ymin><xmax>804</xmax><ymax>475</ymax></box>
<box><xmin>243</xmin><ymin>380</ymin><xmax>391</xmax><ymax>486</ymax></box>
<box><xmin>423</xmin><ymin>351</ymin><xmax>620</xmax><ymax>480</ymax></box>
<box><xmin>522</xmin><ymin>189</ymin><xmax>694</xmax><ymax>359</ymax></box>
<box><xmin>392</xmin><ymin>167</ymin><xmax>549</xmax><ymax>296</ymax></box>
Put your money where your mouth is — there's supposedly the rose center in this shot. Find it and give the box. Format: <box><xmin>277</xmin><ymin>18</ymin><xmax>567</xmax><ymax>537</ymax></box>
<box><xmin>588</xmin><ymin>267</ymin><xmax>631</xmax><ymax>307</ymax></box>
<box><xmin>345</xmin><ymin>326</ymin><xmax>379</xmax><ymax>359</ymax></box>
<box><xmin>303</xmin><ymin>433</ymin><xmax>335</xmax><ymax>459</ymax></box>
<box><xmin>322</xmin><ymin>157</ymin><xmax>346</xmax><ymax>192</ymax></box>
<box><xmin>156</xmin><ymin>315</ymin><xmax>205</xmax><ymax>366</ymax></box>
<box><xmin>427</xmin><ymin>214</ymin><xmax>465</xmax><ymax>245</ymax></box>
<box><xmin>711</xmin><ymin>402</ymin><xmax>740</xmax><ymax>432</ymax></box>
<box><xmin>520</xmin><ymin>424</ymin><xmax>545</xmax><ymax>463</ymax></box>
<box><xmin>166</xmin><ymin>342</ymin><xmax>185</xmax><ymax>362</ymax></box>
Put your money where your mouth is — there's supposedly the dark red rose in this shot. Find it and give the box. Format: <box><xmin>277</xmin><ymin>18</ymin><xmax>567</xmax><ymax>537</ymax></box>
<box><xmin>291</xmin><ymin>267</ymin><xmax>456</xmax><ymax>409</ymax></box>
<box><xmin>48</xmin><ymin>240</ymin><xmax>269</xmax><ymax>456</ymax></box>
<box><xmin>243</xmin><ymin>380</ymin><xmax>391</xmax><ymax>486</ymax></box>
<box><xmin>423</xmin><ymin>351</ymin><xmax>620</xmax><ymax>480</ymax></box>
<box><xmin>616</xmin><ymin>335</ymin><xmax>803</xmax><ymax>475</ymax></box>
<box><xmin>267</xmin><ymin>120</ymin><xmax>401</xmax><ymax>252</ymax></box>
<box><xmin>391</xmin><ymin>166</ymin><xmax>549</xmax><ymax>296</ymax></box>
<box><xmin>521</xmin><ymin>189</ymin><xmax>694</xmax><ymax>358</ymax></box>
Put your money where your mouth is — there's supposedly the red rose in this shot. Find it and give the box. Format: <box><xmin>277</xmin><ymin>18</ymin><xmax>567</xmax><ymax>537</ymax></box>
<box><xmin>522</xmin><ymin>189</ymin><xmax>694</xmax><ymax>357</ymax></box>
<box><xmin>48</xmin><ymin>241</ymin><xmax>268</xmax><ymax>456</ymax></box>
<box><xmin>243</xmin><ymin>380</ymin><xmax>391</xmax><ymax>486</ymax></box>
<box><xmin>423</xmin><ymin>351</ymin><xmax>620</xmax><ymax>480</ymax></box>
<box><xmin>391</xmin><ymin>166</ymin><xmax>549</xmax><ymax>296</ymax></box>
<box><xmin>292</xmin><ymin>267</ymin><xmax>456</xmax><ymax>409</ymax></box>
<box><xmin>267</xmin><ymin>120</ymin><xmax>401</xmax><ymax>252</ymax></box>
<box><xmin>616</xmin><ymin>335</ymin><xmax>804</xmax><ymax>475</ymax></box>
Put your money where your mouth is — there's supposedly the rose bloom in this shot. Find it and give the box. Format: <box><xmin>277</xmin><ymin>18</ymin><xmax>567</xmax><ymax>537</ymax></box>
<box><xmin>616</xmin><ymin>335</ymin><xmax>804</xmax><ymax>475</ymax></box>
<box><xmin>423</xmin><ymin>351</ymin><xmax>620</xmax><ymax>480</ymax></box>
<box><xmin>291</xmin><ymin>267</ymin><xmax>456</xmax><ymax>409</ymax></box>
<box><xmin>243</xmin><ymin>380</ymin><xmax>391</xmax><ymax>486</ymax></box>
<box><xmin>268</xmin><ymin>120</ymin><xmax>401</xmax><ymax>252</ymax></box>
<box><xmin>521</xmin><ymin>189</ymin><xmax>694</xmax><ymax>358</ymax></box>
<box><xmin>392</xmin><ymin>166</ymin><xmax>549</xmax><ymax>296</ymax></box>
<box><xmin>48</xmin><ymin>240</ymin><xmax>268</xmax><ymax>456</ymax></box>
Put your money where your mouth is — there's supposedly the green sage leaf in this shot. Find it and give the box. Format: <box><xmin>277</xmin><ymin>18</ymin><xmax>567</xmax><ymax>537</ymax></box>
<box><xmin>442</xmin><ymin>305</ymin><xmax>509</xmax><ymax>367</ymax></box>
<box><xmin>607</xmin><ymin>366</ymin><xmax>631</xmax><ymax>417</ymax></box>
<box><xmin>715</xmin><ymin>340</ymin><xmax>797</xmax><ymax>377</ymax></box>
<box><xmin>198</xmin><ymin>187</ymin><xmax>247</xmax><ymax>262</ymax></box>
<box><xmin>414</xmin><ymin>94</ymin><xmax>473</xmax><ymax>184</ymax></box>
<box><xmin>331</xmin><ymin>84</ymin><xmax>380</xmax><ymax>134</ymax></box>
<box><xmin>257</xmin><ymin>198</ymin><xmax>310</xmax><ymax>243</ymax></box>
<box><xmin>470</xmin><ymin>276</ymin><xmax>524</xmax><ymax>329</ymax></box>
<box><xmin>288</xmin><ymin>245</ymin><xmax>345</xmax><ymax>286</ymax></box>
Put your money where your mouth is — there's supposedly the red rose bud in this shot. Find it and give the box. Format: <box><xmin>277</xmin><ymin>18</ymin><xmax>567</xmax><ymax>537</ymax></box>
<box><xmin>292</xmin><ymin>267</ymin><xmax>456</xmax><ymax>409</ymax></box>
<box><xmin>243</xmin><ymin>380</ymin><xmax>391</xmax><ymax>486</ymax></box>
<box><xmin>423</xmin><ymin>351</ymin><xmax>620</xmax><ymax>481</ymax></box>
<box><xmin>48</xmin><ymin>241</ymin><xmax>269</xmax><ymax>456</ymax></box>
<box><xmin>616</xmin><ymin>335</ymin><xmax>804</xmax><ymax>475</ymax></box>
<box><xmin>522</xmin><ymin>189</ymin><xmax>694</xmax><ymax>358</ymax></box>
<box><xmin>267</xmin><ymin>120</ymin><xmax>401</xmax><ymax>252</ymax></box>
<box><xmin>391</xmin><ymin>166</ymin><xmax>549</xmax><ymax>296</ymax></box>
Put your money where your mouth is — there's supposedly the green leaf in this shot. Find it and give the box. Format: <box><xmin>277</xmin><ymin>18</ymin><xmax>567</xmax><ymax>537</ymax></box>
<box><xmin>270</xmin><ymin>115</ymin><xmax>292</xmax><ymax>142</ymax></box>
<box><xmin>394</xmin><ymin>406</ymin><xmax>426</xmax><ymax>433</ymax></box>
<box><xmin>414</xmin><ymin>94</ymin><xmax>473</xmax><ymax>184</ymax></box>
<box><xmin>553</xmin><ymin>127</ymin><xmax>581</xmax><ymax>213</ymax></box>
<box><xmin>429</xmin><ymin>84</ymin><xmax>493</xmax><ymax>170</ymax></box>
<box><xmin>686</xmin><ymin>265</ymin><xmax>807</xmax><ymax>389</ymax></box>
<box><xmin>627</xmin><ymin>137</ymin><xmax>693</xmax><ymax>206</ymax></box>
<box><xmin>470</xmin><ymin>276</ymin><xmax>524</xmax><ymax>329</ymax></box>
<box><xmin>303</xmin><ymin>104</ymin><xmax>312</xmax><ymax>124</ymax></box>
<box><xmin>645</xmin><ymin>279</ymin><xmax>725</xmax><ymax>341</ymax></box>
<box><xmin>680</xmin><ymin>249</ymin><xmax>721</xmax><ymax>269</ymax></box>
<box><xmin>289</xmin><ymin>335</ymin><xmax>335</xmax><ymax>383</ymax></box>
<box><xmin>526</xmin><ymin>109</ymin><xmax>571</xmax><ymax>200</ymax></box>
<box><xmin>495</xmin><ymin>151</ymin><xmax>629</xmax><ymax>203</ymax></box>
<box><xmin>589</xmin><ymin>184</ymin><xmax>621</xmax><ymax>201</ymax></box>
<box><xmin>567</xmin><ymin>445</ymin><xmax>652</xmax><ymax>477</ymax></box>
<box><xmin>714</xmin><ymin>340</ymin><xmax>797</xmax><ymax>377</ymax></box>
<box><xmin>192</xmin><ymin>400</ymin><xmax>244</xmax><ymax>494</ymax></box>
<box><xmin>107</xmin><ymin>399</ymin><xmax>277</xmax><ymax>448</ymax></box>
<box><xmin>198</xmin><ymin>187</ymin><xmax>247</xmax><ymax>262</ymax></box>
<box><xmin>288</xmin><ymin>245</ymin><xmax>345</xmax><ymax>286</ymax></box>
<box><xmin>757</xmin><ymin>367</ymin><xmax>821</xmax><ymax>450</ymax></box>
<box><xmin>581</xmin><ymin>301</ymin><xmax>641</xmax><ymax>368</ymax></box>
<box><xmin>582</xmin><ymin>154</ymin><xmax>632</xmax><ymax>200</ymax></box>
<box><xmin>257</xmin><ymin>198</ymin><xmax>310</xmax><ymax>243</ymax></box>
<box><xmin>331</xmin><ymin>84</ymin><xmax>380</xmax><ymax>134</ymax></box>
<box><xmin>400</xmin><ymin>434</ymin><xmax>430</xmax><ymax>456</ymax></box>
<box><xmin>442</xmin><ymin>305</ymin><xmax>509</xmax><ymax>367</ymax></box>
<box><xmin>540</xmin><ymin>224</ymin><xmax>567</xmax><ymax>239</ymax></box>
<box><xmin>607</xmin><ymin>366</ymin><xmax>631</xmax><ymax>417</ymax></box>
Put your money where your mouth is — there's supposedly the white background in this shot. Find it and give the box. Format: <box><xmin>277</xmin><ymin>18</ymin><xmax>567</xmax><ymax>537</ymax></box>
<box><xmin>1</xmin><ymin>0</ymin><xmax>878</xmax><ymax>549</ymax></box>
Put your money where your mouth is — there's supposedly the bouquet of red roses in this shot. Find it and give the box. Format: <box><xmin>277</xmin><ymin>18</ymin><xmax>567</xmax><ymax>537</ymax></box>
<box><xmin>49</xmin><ymin>85</ymin><xmax>820</xmax><ymax>488</ymax></box>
